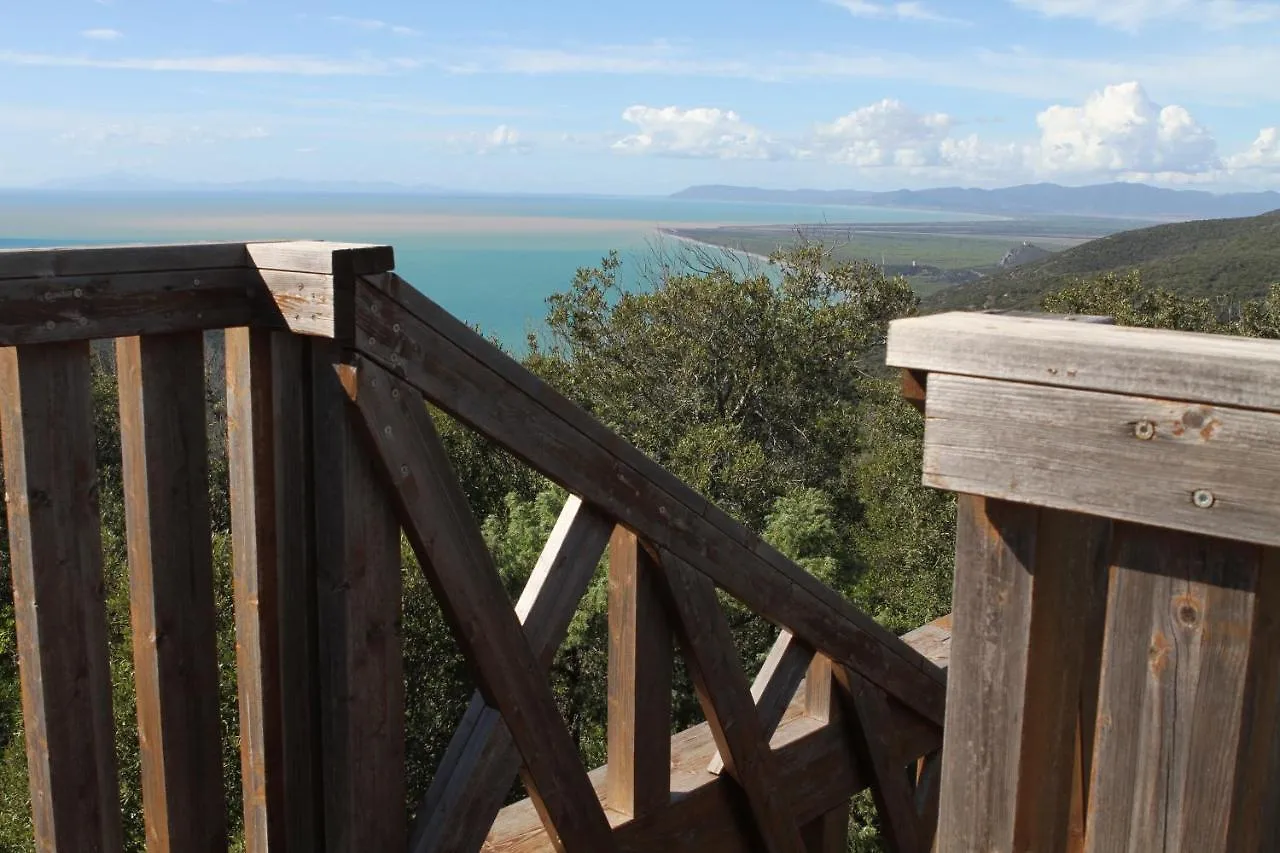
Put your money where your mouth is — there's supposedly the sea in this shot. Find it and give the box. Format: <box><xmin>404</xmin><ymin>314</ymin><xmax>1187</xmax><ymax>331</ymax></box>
<box><xmin>0</xmin><ymin>192</ymin><xmax>984</xmax><ymax>349</ymax></box>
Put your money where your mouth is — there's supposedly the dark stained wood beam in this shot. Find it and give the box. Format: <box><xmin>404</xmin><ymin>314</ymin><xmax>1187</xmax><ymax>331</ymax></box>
<box><xmin>117</xmin><ymin>332</ymin><xmax>226</xmax><ymax>851</ymax></box>
<box><xmin>338</xmin><ymin>355</ymin><xmax>617</xmax><ymax>852</ymax></box>
<box><xmin>0</xmin><ymin>342</ymin><xmax>123</xmax><ymax>852</ymax></box>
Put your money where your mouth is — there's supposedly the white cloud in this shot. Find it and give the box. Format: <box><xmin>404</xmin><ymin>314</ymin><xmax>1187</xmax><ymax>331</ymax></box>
<box><xmin>0</xmin><ymin>50</ymin><xmax>419</xmax><ymax>75</ymax></box>
<box><xmin>327</xmin><ymin>16</ymin><xmax>420</xmax><ymax>36</ymax></box>
<box><xmin>811</xmin><ymin>99</ymin><xmax>954</xmax><ymax>166</ymax></box>
<box><xmin>1227</xmin><ymin>128</ymin><xmax>1280</xmax><ymax>171</ymax></box>
<box><xmin>803</xmin><ymin>99</ymin><xmax>1025</xmax><ymax>177</ymax></box>
<box><xmin>477</xmin><ymin>124</ymin><xmax>529</xmax><ymax>154</ymax></box>
<box><xmin>81</xmin><ymin>28</ymin><xmax>122</xmax><ymax>41</ymax></box>
<box><xmin>1035</xmin><ymin>82</ymin><xmax>1220</xmax><ymax>177</ymax></box>
<box><xmin>826</xmin><ymin>0</ymin><xmax>969</xmax><ymax>24</ymax></box>
<box><xmin>614</xmin><ymin>106</ymin><xmax>782</xmax><ymax>160</ymax></box>
<box><xmin>1009</xmin><ymin>0</ymin><xmax>1280</xmax><ymax>30</ymax></box>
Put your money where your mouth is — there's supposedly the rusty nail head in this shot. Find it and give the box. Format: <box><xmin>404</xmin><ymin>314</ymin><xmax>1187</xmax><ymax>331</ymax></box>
<box><xmin>1193</xmin><ymin>489</ymin><xmax>1215</xmax><ymax>509</ymax></box>
<box><xmin>1134</xmin><ymin>420</ymin><xmax>1156</xmax><ymax>440</ymax></box>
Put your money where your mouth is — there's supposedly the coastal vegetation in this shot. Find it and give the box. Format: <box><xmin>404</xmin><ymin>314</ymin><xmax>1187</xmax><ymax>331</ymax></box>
<box><xmin>925</xmin><ymin>209</ymin><xmax>1280</xmax><ymax>312</ymax></box>
<box><xmin>0</xmin><ymin>231</ymin><xmax>1278</xmax><ymax>851</ymax></box>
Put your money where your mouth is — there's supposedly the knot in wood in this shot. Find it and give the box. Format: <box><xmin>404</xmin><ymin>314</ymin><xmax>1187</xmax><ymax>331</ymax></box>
<box><xmin>1174</xmin><ymin>594</ymin><xmax>1202</xmax><ymax>629</ymax></box>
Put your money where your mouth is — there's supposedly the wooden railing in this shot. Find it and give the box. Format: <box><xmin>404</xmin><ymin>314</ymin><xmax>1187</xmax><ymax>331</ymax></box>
<box><xmin>889</xmin><ymin>311</ymin><xmax>1280</xmax><ymax>853</ymax></box>
<box><xmin>0</xmin><ymin>241</ymin><xmax>947</xmax><ymax>853</ymax></box>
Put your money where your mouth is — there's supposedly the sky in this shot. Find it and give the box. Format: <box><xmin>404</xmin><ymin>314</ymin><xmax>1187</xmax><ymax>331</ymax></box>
<box><xmin>1</xmin><ymin>0</ymin><xmax>1278</xmax><ymax>194</ymax></box>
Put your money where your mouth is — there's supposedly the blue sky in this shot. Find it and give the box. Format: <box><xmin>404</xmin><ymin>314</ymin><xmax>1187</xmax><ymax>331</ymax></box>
<box><xmin>1</xmin><ymin>0</ymin><xmax>1278</xmax><ymax>193</ymax></box>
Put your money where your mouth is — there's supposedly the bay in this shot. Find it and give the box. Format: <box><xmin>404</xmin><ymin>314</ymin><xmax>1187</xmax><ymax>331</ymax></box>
<box><xmin>0</xmin><ymin>191</ymin><xmax>987</xmax><ymax>348</ymax></box>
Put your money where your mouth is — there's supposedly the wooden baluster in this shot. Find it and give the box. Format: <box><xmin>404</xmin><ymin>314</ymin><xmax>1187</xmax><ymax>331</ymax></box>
<box><xmin>607</xmin><ymin>528</ymin><xmax>673</xmax><ymax>817</ymax></box>
<box><xmin>227</xmin><ymin>328</ymin><xmax>324</xmax><ymax>852</ymax></box>
<box><xmin>0</xmin><ymin>343</ymin><xmax>123</xmax><ymax>852</ymax></box>
<box><xmin>117</xmin><ymin>333</ymin><xmax>226</xmax><ymax>851</ymax></box>
<box><xmin>311</xmin><ymin>342</ymin><xmax>405</xmax><ymax>853</ymax></box>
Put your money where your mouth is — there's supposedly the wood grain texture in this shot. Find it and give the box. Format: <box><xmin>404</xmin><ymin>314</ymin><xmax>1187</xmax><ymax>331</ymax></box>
<box><xmin>0</xmin><ymin>241</ymin><xmax>251</xmax><ymax>280</ymax></box>
<box><xmin>249</xmin><ymin>242</ymin><xmax>394</xmax><ymax>344</ymax></box>
<box><xmin>887</xmin><ymin>310</ymin><xmax>1280</xmax><ymax>412</ymax></box>
<box><xmin>938</xmin><ymin>497</ymin><xmax>1108</xmax><ymax>853</ymax></box>
<box><xmin>0</xmin><ymin>267</ymin><xmax>268</xmax><ymax>346</ymax></box>
<box><xmin>1086</xmin><ymin>524</ymin><xmax>1260</xmax><ymax>853</ymax></box>
<box><xmin>412</xmin><ymin>497</ymin><xmax>615</xmax><ymax>853</ymax></box>
<box><xmin>1225</xmin><ymin>546</ymin><xmax>1280</xmax><ymax>852</ymax></box>
<box><xmin>841</xmin><ymin>671</ymin><xmax>929</xmax><ymax>853</ymax></box>
<box><xmin>0</xmin><ymin>343</ymin><xmax>123</xmax><ymax>852</ymax></box>
<box><xmin>116</xmin><ymin>333</ymin><xmax>226</xmax><ymax>851</ymax></box>
<box><xmin>484</xmin><ymin>618</ymin><xmax>950</xmax><ymax>852</ymax></box>
<box><xmin>228</xmin><ymin>328</ymin><xmax>321</xmax><ymax>852</ymax></box>
<box><xmin>924</xmin><ymin>373</ymin><xmax>1280</xmax><ymax>548</ymax></box>
<box><xmin>311</xmin><ymin>341</ymin><xmax>405</xmax><ymax>853</ymax></box>
<box><xmin>270</xmin><ymin>334</ymin><xmax>325</xmax><ymax>852</ymax></box>
<box><xmin>353</xmin><ymin>274</ymin><xmax>945</xmax><ymax>726</ymax></box>
<box><xmin>709</xmin><ymin>630</ymin><xmax>813</xmax><ymax>775</ymax></box>
<box><xmin>338</xmin><ymin>356</ymin><xmax>616</xmax><ymax>852</ymax></box>
<box><xmin>1012</xmin><ymin>509</ymin><xmax>1111</xmax><ymax>853</ymax></box>
<box><xmin>803</xmin><ymin>655</ymin><xmax>836</xmax><ymax>725</ymax></box>
<box><xmin>655</xmin><ymin>556</ymin><xmax>806</xmax><ymax>853</ymax></box>
<box><xmin>246</xmin><ymin>241</ymin><xmax>394</xmax><ymax>277</ymax></box>
<box><xmin>607</xmin><ymin>528</ymin><xmax>673</xmax><ymax>817</ymax></box>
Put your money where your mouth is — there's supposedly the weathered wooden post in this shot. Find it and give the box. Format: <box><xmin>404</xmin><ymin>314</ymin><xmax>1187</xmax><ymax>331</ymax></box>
<box><xmin>888</xmin><ymin>311</ymin><xmax>1280</xmax><ymax>853</ymax></box>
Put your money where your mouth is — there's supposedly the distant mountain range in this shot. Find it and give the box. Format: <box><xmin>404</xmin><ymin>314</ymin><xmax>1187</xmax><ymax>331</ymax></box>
<box><xmin>672</xmin><ymin>183</ymin><xmax>1280</xmax><ymax>221</ymax></box>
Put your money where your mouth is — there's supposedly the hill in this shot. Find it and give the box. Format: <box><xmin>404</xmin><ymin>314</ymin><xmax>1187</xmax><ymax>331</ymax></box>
<box><xmin>922</xmin><ymin>210</ymin><xmax>1280</xmax><ymax>312</ymax></box>
<box><xmin>672</xmin><ymin>182</ymin><xmax>1280</xmax><ymax>221</ymax></box>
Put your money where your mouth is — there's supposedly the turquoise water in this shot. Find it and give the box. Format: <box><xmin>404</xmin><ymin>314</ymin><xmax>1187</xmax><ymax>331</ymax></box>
<box><xmin>0</xmin><ymin>192</ymin><xmax>988</xmax><ymax>347</ymax></box>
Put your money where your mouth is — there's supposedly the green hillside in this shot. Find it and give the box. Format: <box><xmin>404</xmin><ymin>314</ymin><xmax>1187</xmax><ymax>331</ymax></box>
<box><xmin>923</xmin><ymin>209</ymin><xmax>1280</xmax><ymax>312</ymax></box>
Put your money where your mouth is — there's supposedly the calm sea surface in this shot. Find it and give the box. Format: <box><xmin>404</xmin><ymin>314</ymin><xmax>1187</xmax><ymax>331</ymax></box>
<box><xmin>0</xmin><ymin>192</ymin><xmax>986</xmax><ymax>347</ymax></box>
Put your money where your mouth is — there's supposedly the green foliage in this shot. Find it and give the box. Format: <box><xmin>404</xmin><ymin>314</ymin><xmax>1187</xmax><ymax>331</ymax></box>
<box><xmin>928</xmin><ymin>209</ymin><xmax>1280</xmax><ymax>313</ymax></box>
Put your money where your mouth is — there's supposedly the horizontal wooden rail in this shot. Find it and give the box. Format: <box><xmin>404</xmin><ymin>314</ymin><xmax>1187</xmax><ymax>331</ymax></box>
<box><xmin>0</xmin><ymin>241</ymin><xmax>393</xmax><ymax>345</ymax></box>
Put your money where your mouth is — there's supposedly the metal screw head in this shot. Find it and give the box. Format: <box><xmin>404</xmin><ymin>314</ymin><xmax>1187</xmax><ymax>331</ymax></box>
<box><xmin>193</xmin><ymin>278</ymin><xmax>202</xmax><ymax>287</ymax></box>
<box><xmin>399</xmin><ymin>465</ymin><xmax>409</xmax><ymax>478</ymax></box>
<box><xmin>43</xmin><ymin>320</ymin><xmax>54</xmax><ymax>330</ymax></box>
<box><xmin>383</xmin><ymin>425</ymin><xmax>393</xmax><ymax>437</ymax></box>
<box><xmin>73</xmin><ymin>288</ymin><xmax>83</xmax><ymax>298</ymax></box>
<box><xmin>1192</xmin><ymin>489</ymin><xmax>1215</xmax><ymax>509</ymax></box>
<box><xmin>390</xmin><ymin>388</ymin><xmax>400</xmax><ymax>400</ymax></box>
<box><xmin>1133</xmin><ymin>420</ymin><xmax>1156</xmax><ymax>440</ymax></box>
